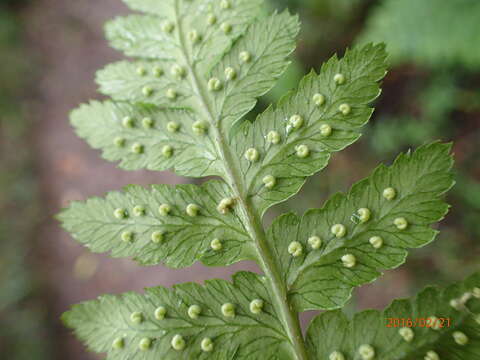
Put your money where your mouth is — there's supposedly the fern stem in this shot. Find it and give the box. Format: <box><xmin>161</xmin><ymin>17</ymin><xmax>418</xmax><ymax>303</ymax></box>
<box><xmin>173</xmin><ymin>4</ymin><xmax>308</xmax><ymax>359</ymax></box>
<box><xmin>217</xmin><ymin>119</ymin><xmax>310</xmax><ymax>360</ymax></box>
<box><xmin>213</xmin><ymin>119</ymin><xmax>309</xmax><ymax>359</ymax></box>
<box><xmin>232</xmin><ymin>189</ymin><xmax>310</xmax><ymax>360</ymax></box>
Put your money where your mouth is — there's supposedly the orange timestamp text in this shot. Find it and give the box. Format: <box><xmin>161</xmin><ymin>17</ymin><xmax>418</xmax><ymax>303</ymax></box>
<box><xmin>386</xmin><ymin>317</ymin><xmax>451</xmax><ymax>328</ymax></box>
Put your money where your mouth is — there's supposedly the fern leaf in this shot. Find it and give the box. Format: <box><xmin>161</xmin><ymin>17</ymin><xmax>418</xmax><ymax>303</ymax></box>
<box><xmin>95</xmin><ymin>59</ymin><xmax>196</xmax><ymax>107</ymax></box>
<box><xmin>74</xmin><ymin>0</ymin><xmax>299</xmax><ymax>178</ymax></box>
<box><xmin>70</xmin><ymin>100</ymin><xmax>223</xmax><ymax>176</ymax></box>
<box><xmin>210</xmin><ymin>10</ymin><xmax>300</xmax><ymax>132</ymax></box>
<box><xmin>266</xmin><ymin>142</ymin><xmax>454</xmax><ymax>311</ymax></box>
<box><xmin>58</xmin><ymin>1</ymin><xmax>476</xmax><ymax>358</ymax></box>
<box><xmin>306</xmin><ymin>271</ymin><xmax>480</xmax><ymax>359</ymax></box>
<box><xmin>105</xmin><ymin>14</ymin><xmax>178</xmax><ymax>60</ymax></box>
<box><xmin>62</xmin><ymin>272</ymin><xmax>294</xmax><ymax>359</ymax></box>
<box><xmin>118</xmin><ymin>0</ymin><xmax>265</xmax><ymax>72</ymax></box>
<box><xmin>57</xmin><ymin>181</ymin><xmax>254</xmax><ymax>268</ymax></box>
<box><xmin>231</xmin><ymin>43</ymin><xmax>388</xmax><ymax>215</ymax></box>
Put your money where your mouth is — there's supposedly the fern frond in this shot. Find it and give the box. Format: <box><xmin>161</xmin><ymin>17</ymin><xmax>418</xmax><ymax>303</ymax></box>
<box><xmin>266</xmin><ymin>143</ymin><xmax>454</xmax><ymax>311</ymax></box>
<box><xmin>306</xmin><ymin>271</ymin><xmax>480</xmax><ymax>359</ymax></box>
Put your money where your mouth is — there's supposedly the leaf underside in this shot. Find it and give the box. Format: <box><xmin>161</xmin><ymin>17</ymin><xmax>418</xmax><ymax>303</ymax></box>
<box><xmin>64</xmin><ymin>0</ymin><xmax>389</xmax><ymax>270</ymax></box>
<box><xmin>266</xmin><ymin>142</ymin><xmax>454</xmax><ymax>312</ymax></box>
<box><xmin>62</xmin><ymin>272</ymin><xmax>293</xmax><ymax>360</ymax></box>
<box><xmin>306</xmin><ymin>271</ymin><xmax>480</xmax><ymax>359</ymax></box>
<box><xmin>57</xmin><ymin>180</ymin><xmax>254</xmax><ymax>268</ymax></box>
<box><xmin>231</xmin><ymin>43</ymin><xmax>387</xmax><ymax>215</ymax></box>
<box><xmin>58</xmin><ymin>0</ymin><xmax>471</xmax><ymax>358</ymax></box>
<box><xmin>73</xmin><ymin>0</ymin><xmax>300</xmax><ymax>180</ymax></box>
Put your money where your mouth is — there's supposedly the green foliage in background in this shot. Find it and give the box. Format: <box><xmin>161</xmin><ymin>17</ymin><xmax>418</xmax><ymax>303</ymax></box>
<box><xmin>360</xmin><ymin>0</ymin><xmax>480</xmax><ymax>69</ymax></box>
<box><xmin>359</xmin><ymin>0</ymin><xmax>480</xmax><ymax>159</ymax></box>
<box><xmin>0</xmin><ymin>6</ymin><xmax>52</xmax><ymax>360</ymax></box>
<box><xmin>58</xmin><ymin>0</ymin><xmax>480</xmax><ymax>358</ymax></box>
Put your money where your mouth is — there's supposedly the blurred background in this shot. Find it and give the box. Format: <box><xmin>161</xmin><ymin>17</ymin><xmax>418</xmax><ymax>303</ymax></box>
<box><xmin>0</xmin><ymin>0</ymin><xmax>478</xmax><ymax>358</ymax></box>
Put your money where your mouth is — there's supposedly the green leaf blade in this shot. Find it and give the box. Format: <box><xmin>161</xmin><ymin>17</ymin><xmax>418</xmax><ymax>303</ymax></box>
<box><xmin>70</xmin><ymin>100</ymin><xmax>224</xmax><ymax>177</ymax></box>
<box><xmin>105</xmin><ymin>15</ymin><xmax>178</xmax><ymax>59</ymax></box>
<box><xmin>57</xmin><ymin>180</ymin><xmax>254</xmax><ymax>268</ymax></box>
<box><xmin>62</xmin><ymin>272</ymin><xmax>294</xmax><ymax>359</ymax></box>
<box><xmin>232</xmin><ymin>43</ymin><xmax>388</xmax><ymax>215</ymax></box>
<box><xmin>265</xmin><ymin>142</ymin><xmax>454</xmax><ymax>312</ymax></box>
<box><xmin>212</xmin><ymin>10</ymin><xmax>300</xmax><ymax>132</ymax></box>
<box><xmin>95</xmin><ymin>60</ymin><xmax>196</xmax><ymax>107</ymax></box>
<box><xmin>114</xmin><ymin>0</ymin><xmax>265</xmax><ymax>73</ymax></box>
<box><xmin>93</xmin><ymin>0</ymin><xmax>273</xmax><ymax>180</ymax></box>
<box><xmin>183</xmin><ymin>0</ymin><xmax>266</xmax><ymax>73</ymax></box>
<box><xmin>306</xmin><ymin>272</ymin><xmax>480</xmax><ymax>360</ymax></box>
